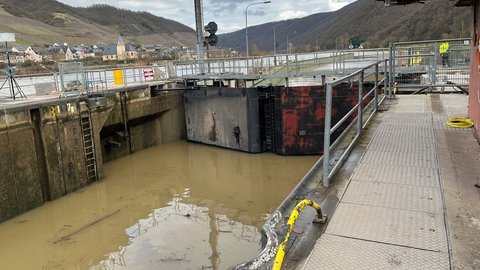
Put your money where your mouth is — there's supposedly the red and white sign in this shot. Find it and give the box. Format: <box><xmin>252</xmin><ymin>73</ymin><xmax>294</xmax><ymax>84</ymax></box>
<box><xmin>143</xmin><ymin>68</ymin><xmax>155</xmax><ymax>81</ymax></box>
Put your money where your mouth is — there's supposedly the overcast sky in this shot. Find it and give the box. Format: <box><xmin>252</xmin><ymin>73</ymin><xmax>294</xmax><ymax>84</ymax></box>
<box><xmin>57</xmin><ymin>0</ymin><xmax>356</xmax><ymax>33</ymax></box>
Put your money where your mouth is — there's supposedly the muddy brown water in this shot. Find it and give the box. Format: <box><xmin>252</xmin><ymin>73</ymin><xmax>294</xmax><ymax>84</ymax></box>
<box><xmin>0</xmin><ymin>141</ymin><xmax>318</xmax><ymax>270</ymax></box>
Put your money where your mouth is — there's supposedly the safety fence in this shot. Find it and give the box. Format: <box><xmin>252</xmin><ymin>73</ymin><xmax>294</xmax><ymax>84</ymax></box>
<box><xmin>323</xmin><ymin>59</ymin><xmax>388</xmax><ymax>186</ymax></box>
<box><xmin>389</xmin><ymin>38</ymin><xmax>470</xmax><ymax>90</ymax></box>
<box><xmin>1</xmin><ymin>49</ymin><xmax>388</xmax><ymax>99</ymax></box>
<box><xmin>0</xmin><ymin>64</ymin><xmax>170</xmax><ymax>98</ymax></box>
<box><xmin>82</xmin><ymin>65</ymin><xmax>169</xmax><ymax>96</ymax></box>
<box><xmin>173</xmin><ymin>48</ymin><xmax>388</xmax><ymax>78</ymax></box>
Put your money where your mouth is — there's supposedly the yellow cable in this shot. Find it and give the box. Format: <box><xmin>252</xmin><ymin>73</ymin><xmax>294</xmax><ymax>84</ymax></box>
<box><xmin>272</xmin><ymin>199</ymin><xmax>326</xmax><ymax>270</ymax></box>
<box><xmin>446</xmin><ymin>116</ymin><xmax>474</xmax><ymax>128</ymax></box>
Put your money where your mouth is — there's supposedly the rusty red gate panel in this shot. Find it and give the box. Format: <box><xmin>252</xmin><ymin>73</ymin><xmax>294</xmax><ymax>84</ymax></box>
<box><xmin>274</xmin><ymin>82</ymin><xmax>374</xmax><ymax>155</ymax></box>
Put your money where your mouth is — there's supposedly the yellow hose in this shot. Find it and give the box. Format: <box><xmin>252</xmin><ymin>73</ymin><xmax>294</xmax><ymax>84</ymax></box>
<box><xmin>272</xmin><ymin>199</ymin><xmax>326</xmax><ymax>270</ymax></box>
<box><xmin>446</xmin><ymin>116</ymin><xmax>474</xmax><ymax>128</ymax></box>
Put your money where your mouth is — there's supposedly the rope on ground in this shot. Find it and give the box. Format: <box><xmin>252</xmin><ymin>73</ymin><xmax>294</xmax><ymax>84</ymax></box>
<box><xmin>445</xmin><ymin>116</ymin><xmax>474</xmax><ymax>128</ymax></box>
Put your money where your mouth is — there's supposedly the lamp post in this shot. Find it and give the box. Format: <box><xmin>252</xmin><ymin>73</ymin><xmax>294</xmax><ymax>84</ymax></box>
<box><xmin>245</xmin><ymin>1</ymin><xmax>271</xmax><ymax>58</ymax></box>
<box><xmin>286</xmin><ymin>31</ymin><xmax>296</xmax><ymax>54</ymax></box>
<box><xmin>273</xmin><ymin>24</ymin><xmax>280</xmax><ymax>56</ymax></box>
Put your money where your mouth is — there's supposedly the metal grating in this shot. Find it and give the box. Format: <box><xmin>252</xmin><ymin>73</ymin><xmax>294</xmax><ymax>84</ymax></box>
<box><xmin>360</xmin><ymin>150</ymin><xmax>438</xmax><ymax>168</ymax></box>
<box><xmin>395</xmin><ymin>97</ymin><xmax>427</xmax><ymax>113</ymax></box>
<box><xmin>371</xmin><ymin>128</ymin><xmax>435</xmax><ymax>143</ymax></box>
<box><xmin>341</xmin><ymin>180</ymin><xmax>443</xmax><ymax>213</ymax></box>
<box><xmin>395</xmin><ymin>105</ymin><xmax>427</xmax><ymax>113</ymax></box>
<box><xmin>366</xmin><ymin>139</ymin><xmax>436</xmax><ymax>153</ymax></box>
<box><xmin>302</xmin><ymin>234</ymin><xmax>449</xmax><ymax>270</ymax></box>
<box><xmin>380</xmin><ymin>114</ymin><xmax>432</xmax><ymax>127</ymax></box>
<box><xmin>325</xmin><ymin>203</ymin><xmax>448</xmax><ymax>252</ymax></box>
<box><xmin>352</xmin><ymin>164</ymin><xmax>440</xmax><ymax>187</ymax></box>
<box><xmin>302</xmin><ymin>95</ymin><xmax>451</xmax><ymax>270</ymax></box>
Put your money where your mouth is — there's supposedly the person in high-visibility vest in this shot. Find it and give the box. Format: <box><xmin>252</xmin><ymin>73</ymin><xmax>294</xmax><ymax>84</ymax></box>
<box><xmin>440</xmin><ymin>41</ymin><xmax>450</xmax><ymax>67</ymax></box>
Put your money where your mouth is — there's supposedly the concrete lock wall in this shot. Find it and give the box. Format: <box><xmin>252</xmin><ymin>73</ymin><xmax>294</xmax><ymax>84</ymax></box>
<box><xmin>0</xmin><ymin>110</ymin><xmax>43</xmax><ymax>221</ymax></box>
<box><xmin>0</xmin><ymin>101</ymin><xmax>114</xmax><ymax>222</ymax></box>
<box><xmin>101</xmin><ymin>88</ymin><xmax>186</xmax><ymax>162</ymax></box>
<box><xmin>0</xmin><ymin>86</ymin><xmax>185</xmax><ymax>223</ymax></box>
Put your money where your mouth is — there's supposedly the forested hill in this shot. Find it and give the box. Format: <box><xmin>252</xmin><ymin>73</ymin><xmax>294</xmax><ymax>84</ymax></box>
<box><xmin>0</xmin><ymin>0</ymin><xmax>195</xmax><ymax>46</ymax></box>
<box><xmin>219</xmin><ymin>0</ymin><xmax>471</xmax><ymax>53</ymax></box>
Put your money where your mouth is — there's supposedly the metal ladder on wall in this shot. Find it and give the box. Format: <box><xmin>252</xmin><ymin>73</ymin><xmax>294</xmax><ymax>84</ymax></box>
<box><xmin>80</xmin><ymin>113</ymin><xmax>97</xmax><ymax>182</ymax></box>
<box><xmin>264</xmin><ymin>91</ymin><xmax>276</xmax><ymax>152</ymax></box>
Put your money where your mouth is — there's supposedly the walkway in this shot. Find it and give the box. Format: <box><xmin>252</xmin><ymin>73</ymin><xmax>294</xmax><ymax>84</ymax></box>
<box><xmin>302</xmin><ymin>94</ymin><xmax>480</xmax><ymax>269</ymax></box>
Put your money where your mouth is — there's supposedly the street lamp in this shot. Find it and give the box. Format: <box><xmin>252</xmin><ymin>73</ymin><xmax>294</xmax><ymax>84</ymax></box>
<box><xmin>245</xmin><ymin>1</ymin><xmax>271</xmax><ymax>58</ymax></box>
<box><xmin>286</xmin><ymin>31</ymin><xmax>296</xmax><ymax>54</ymax></box>
<box><xmin>273</xmin><ymin>24</ymin><xmax>280</xmax><ymax>56</ymax></box>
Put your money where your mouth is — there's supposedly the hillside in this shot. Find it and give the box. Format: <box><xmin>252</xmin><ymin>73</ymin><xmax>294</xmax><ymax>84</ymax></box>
<box><xmin>0</xmin><ymin>0</ymin><xmax>195</xmax><ymax>46</ymax></box>
<box><xmin>219</xmin><ymin>0</ymin><xmax>472</xmax><ymax>53</ymax></box>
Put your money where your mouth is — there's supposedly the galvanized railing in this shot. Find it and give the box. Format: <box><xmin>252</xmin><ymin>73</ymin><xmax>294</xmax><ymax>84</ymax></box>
<box><xmin>83</xmin><ymin>65</ymin><xmax>169</xmax><ymax>95</ymax></box>
<box><xmin>173</xmin><ymin>48</ymin><xmax>388</xmax><ymax>78</ymax></box>
<box><xmin>0</xmin><ymin>72</ymin><xmax>59</xmax><ymax>97</ymax></box>
<box><xmin>2</xmin><ymin>48</ymin><xmax>389</xmax><ymax>99</ymax></box>
<box><xmin>389</xmin><ymin>38</ymin><xmax>470</xmax><ymax>90</ymax></box>
<box><xmin>322</xmin><ymin>59</ymin><xmax>388</xmax><ymax>186</ymax></box>
<box><xmin>0</xmin><ymin>64</ymin><xmax>171</xmax><ymax>98</ymax></box>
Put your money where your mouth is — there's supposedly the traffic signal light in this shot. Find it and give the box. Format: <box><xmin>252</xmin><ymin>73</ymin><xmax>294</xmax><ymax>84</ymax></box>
<box><xmin>205</xmin><ymin>21</ymin><xmax>218</xmax><ymax>46</ymax></box>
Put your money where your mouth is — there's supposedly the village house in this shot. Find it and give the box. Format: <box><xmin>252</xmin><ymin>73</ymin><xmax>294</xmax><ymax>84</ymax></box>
<box><xmin>30</xmin><ymin>46</ymin><xmax>50</xmax><ymax>61</ymax></box>
<box><xmin>10</xmin><ymin>45</ymin><xmax>27</xmax><ymax>63</ymax></box>
<box><xmin>48</xmin><ymin>45</ymin><xmax>66</xmax><ymax>61</ymax></box>
<box><xmin>64</xmin><ymin>46</ymin><xmax>76</xmax><ymax>61</ymax></box>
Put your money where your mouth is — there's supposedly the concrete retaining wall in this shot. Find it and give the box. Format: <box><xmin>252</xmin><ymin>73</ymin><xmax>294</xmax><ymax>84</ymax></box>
<box><xmin>0</xmin><ymin>110</ymin><xmax>43</xmax><ymax>221</ymax></box>
<box><xmin>101</xmin><ymin>89</ymin><xmax>185</xmax><ymax>162</ymax></box>
<box><xmin>0</xmin><ymin>86</ymin><xmax>186</xmax><ymax>223</ymax></box>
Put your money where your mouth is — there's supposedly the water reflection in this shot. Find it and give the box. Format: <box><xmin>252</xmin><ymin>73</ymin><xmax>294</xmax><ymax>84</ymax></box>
<box><xmin>0</xmin><ymin>141</ymin><xmax>317</xmax><ymax>269</ymax></box>
<box><xmin>92</xmin><ymin>198</ymin><xmax>262</xmax><ymax>270</ymax></box>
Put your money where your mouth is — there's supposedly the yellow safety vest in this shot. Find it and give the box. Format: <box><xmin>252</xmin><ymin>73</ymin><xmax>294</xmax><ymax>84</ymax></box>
<box><xmin>440</xmin><ymin>42</ymin><xmax>449</xmax><ymax>54</ymax></box>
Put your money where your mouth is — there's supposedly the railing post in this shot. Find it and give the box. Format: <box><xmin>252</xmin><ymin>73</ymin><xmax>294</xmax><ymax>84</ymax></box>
<box><xmin>123</xmin><ymin>68</ymin><xmax>127</xmax><ymax>87</ymax></box>
<box><xmin>433</xmin><ymin>42</ymin><xmax>438</xmax><ymax>86</ymax></box>
<box><xmin>286</xmin><ymin>54</ymin><xmax>290</xmax><ymax>74</ymax></box>
<box><xmin>384</xmin><ymin>59</ymin><xmax>389</xmax><ymax>97</ymax></box>
<box><xmin>295</xmin><ymin>54</ymin><xmax>299</xmax><ymax>74</ymax></box>
<box><xmin>54</xmin><ymin>72</ymin><xmax>60</xmax><ymax>92</ymax></box>
<box><xmin>323</xmin><ymin>83</ymin><xmax>333</xmax><ymax>187</ymax></box>
<box><xmin>358</xmin><ymin>72</ymin><xmax>364</xmax><ymax>135</ymax></box>
<box><xmin>333</xmin><ymin>51</ymin><xmax>336</xmax><ymax>72</ymax></box>
<box><xmin>375</xmin><ymin>64</ymin><xmax>379</xmax><ymax>111</ymax></box>
<box><xmin>104</xmin><ymin>70</ymin><xmax>108</xmax><ymax>91</ymax></box>
<box><xmin>389</xmin><ymin>43</ymin><xmax>394</xmax><ymax>98</ymax></box>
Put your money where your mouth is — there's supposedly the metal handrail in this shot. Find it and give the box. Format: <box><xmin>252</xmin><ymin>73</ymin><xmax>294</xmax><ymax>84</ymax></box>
<box><xmin>322</xmin><ymin>59</ymin><xmax>388</xmax><ymax>187</ymax></box>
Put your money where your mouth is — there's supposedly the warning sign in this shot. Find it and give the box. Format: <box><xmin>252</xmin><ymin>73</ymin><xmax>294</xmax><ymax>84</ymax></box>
<box><xmin>113</xmin><ymin>69</ymin><xmax>124</xmax><ymax>85</ymax></box>
<box><xmin>143</xmin><ymin>68</ymin><xmax>154</xmax><ymax>81</ymax></box>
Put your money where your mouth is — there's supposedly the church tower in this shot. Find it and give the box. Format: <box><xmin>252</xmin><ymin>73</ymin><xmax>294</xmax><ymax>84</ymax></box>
<box><xmin>116</xmin><ymin>35</ymin><xmax>126</xmax><ymax>61</ymax></box>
